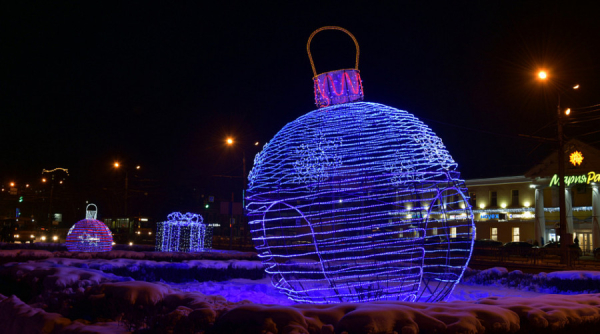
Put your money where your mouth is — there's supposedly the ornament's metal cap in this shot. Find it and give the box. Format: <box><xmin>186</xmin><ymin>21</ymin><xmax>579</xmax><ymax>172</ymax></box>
<box><xmin>85</xmin><ymin>203</ymin><xmax>98</xmax><ymax>220</ymax></box>
<box><xmin>308</xmin><ymin>27</ymin><xmax>364</xmax><ymax>108</ymax></box>
<box><xmin>313</xmin><ymin>69</ymin><xmax>363</xmax><ymax>108</ymax></box>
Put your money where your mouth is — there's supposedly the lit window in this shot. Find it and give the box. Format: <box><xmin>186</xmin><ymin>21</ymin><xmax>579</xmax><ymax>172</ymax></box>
<box><xmin>450</xmin><ymin>227</ymin><xmax>457</xmax><ymax>239</ymax></box>
<box><xmin>398</xmin><ymin>228</ymin><xmax>403</xmax><ymax>238</ymax></box>
<box><xmin>491</xmin><ymin>227</ymin><xmax>498</xmax><ymax>241</ymax></box>
<box><xmin>432</xmin><ymin>227</ymin><xmax>438</xmax><ymax>235</ymax></box>
<box><xmin>512</xmin><ymin>227</ymin><xmax>520</xmax><ymax>242</ymax></box>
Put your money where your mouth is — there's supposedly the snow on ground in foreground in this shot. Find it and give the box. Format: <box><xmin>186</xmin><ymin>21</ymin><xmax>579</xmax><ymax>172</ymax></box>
<box><xmin>5</xmin><ymin>258</ymin><xmax>600</xmax><ymax>333</ymax></box>
<box><xmin>168</xmin><ymin>279</ymin><xmax>548</xmax><ymax>305</ymax></box>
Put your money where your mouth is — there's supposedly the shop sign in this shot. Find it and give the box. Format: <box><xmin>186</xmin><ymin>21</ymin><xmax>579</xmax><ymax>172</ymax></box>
<box><xmin>480</xmin><ymin>214</ymin><xmax>499</xmax><ymax>219</ymax></box>
<box><xmin>549</xmin><ymin>171</ymin><xmax>600</xmax><ymax>187</ymax></box>
<box><xmin>509</xmin><ymin>213</ymin><xmax>534</xmax><ymax>219</ymax></box>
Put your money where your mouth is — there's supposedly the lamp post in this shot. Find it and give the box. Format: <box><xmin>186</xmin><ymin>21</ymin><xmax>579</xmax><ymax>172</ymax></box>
<box><xmin>538</xmin><ymin>70</ymin><xmax>579</xmax><ymax>266</ymax></box>
<box><xmin>113</xmin><ymin>163</ymin><xmax>141</xmax><ymax>225</ymax></box>
<box><xmin>224</xmin><ymin>137</ymin><xmax>259</xmax><ymax>250</ymax></box>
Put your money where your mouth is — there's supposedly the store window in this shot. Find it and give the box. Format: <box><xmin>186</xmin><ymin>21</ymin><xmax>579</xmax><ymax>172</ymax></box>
<box><xmin>512</xmin><ymin>227</ymin><xmax>520</xmax><ymax>242</ymax></box>
<box><xmin>490</xmin><ymin>191</ymin><xmax>498</xmax><ymax>207</ymax></box>
<box><xmin>491</xmin><ymin>227</ymin><xmax>498</xmax><ymax>241</ymax></box>
<box><xmin>511</xmin><ymin>190</ymin><xmax>519</xmax><ymax>207</ymax></box>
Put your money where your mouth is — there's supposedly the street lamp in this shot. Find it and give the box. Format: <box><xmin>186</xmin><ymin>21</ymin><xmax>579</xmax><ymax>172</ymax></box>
<box><xmin>113</xmin><ymin>162</ymin><xmax>139</xmax><ymax>219</ymax></box>
<box><xmin>537</xmin><ymin>70</ymin><xmax>579</xmax><ymax>265</ymax></box>
<box><xmin>223</xmin><ymin>137</ymin><xmax>259</xmax><ymax>250</ymax></box>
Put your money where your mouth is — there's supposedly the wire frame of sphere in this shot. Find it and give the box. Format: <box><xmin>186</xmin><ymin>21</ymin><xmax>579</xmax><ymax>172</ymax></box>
<box><xmin>66</xmin><ymin>219</ymin><xmax>113</xmax><ymax>252</ymax></box>
<box><xmin>246</xmin><ymin>102</ymin><xmax>475</xmax><ymax>304</ymax></box>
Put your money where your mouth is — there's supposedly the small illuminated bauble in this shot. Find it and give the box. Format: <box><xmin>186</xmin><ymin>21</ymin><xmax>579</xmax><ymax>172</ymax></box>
<box><xmin>66</xmin><ymin>204</ymin><xmax>113</xmax><ymax>252</ymax></box>
<box><xmin>246</xmin><ymin>27</ymin><xmax>474</xmax><ymax>304</ymax></box>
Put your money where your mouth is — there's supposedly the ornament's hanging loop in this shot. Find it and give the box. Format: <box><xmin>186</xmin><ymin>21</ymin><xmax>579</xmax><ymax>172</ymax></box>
<box><xmin>307</xmin><ymin>26</ymin><xmax>360</xmax><ymax>77</ymax></box>
<box><xmin>85</xmin><ymin>203</ymin><xmax>98</xmax><ymax>220</ymax></box>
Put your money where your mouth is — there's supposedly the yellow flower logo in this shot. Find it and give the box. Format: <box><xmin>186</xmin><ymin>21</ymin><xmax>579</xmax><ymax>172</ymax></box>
<box><xmin>570</xmin><ymin>151</ymin><xmax>584</xmax><ymax>166</ymax></box>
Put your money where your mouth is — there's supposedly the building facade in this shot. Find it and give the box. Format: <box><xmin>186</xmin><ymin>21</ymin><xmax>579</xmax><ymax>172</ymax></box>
<box><xmin>466</xmin><ymin>139</ymin><xmax>600</xmax><ymax>254</ymax></box>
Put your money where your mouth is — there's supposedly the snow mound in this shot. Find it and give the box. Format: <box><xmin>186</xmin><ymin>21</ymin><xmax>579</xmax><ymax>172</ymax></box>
<box><xmin>0</xmin><ymin>260</ymin><xmax>128</xmax><ymax>293</ymax></box>
<box><xmin>0</xmin><ymin>249</ymin><xmax>53</xmax><ymax>263</ymax></box>
<box><xmin>479</xmin><ymin>293</ymin><xmax>600</xmax><ymax>332</ymax></box>
<box><xmin>0</xmin><ymin>293</ymin><xmax>72</xmax><ymax>334</ymax></box>
<box><xmin>98</xmin><ymin>281</ymin><xmax>177</xmax><ymax>306</ymax></box>
<box><xmin>0</xmin><ymin>293</ymin><xmax>129</xmax><ymax>334</ymax></box>
<box><xmin>546</xmin><ymin>270</ymin><xmax>600</xmax><ymax>281</ymax></box>
<box><xmin>214</xmin><ymin>301</ymin><xmax>520</xmax><ymax>334</ymax></box>
<box><xmin>479</xmin><ymin>267</ymin><xmax>509</xmax><ymax>276</ymax></box>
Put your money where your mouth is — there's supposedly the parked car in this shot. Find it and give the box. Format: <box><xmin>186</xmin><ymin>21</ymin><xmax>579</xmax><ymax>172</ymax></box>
<box><xmin>474</xmin><ymin>239</ymin><xmax>503</xmax><ymax>248</ymax></box>
<box><xmin>542</xmin><ymin>242</ymin><xmax>582</xmax><ymax>260</ymax></box>
<box><xmin>503</xmin><ymin>241</ymin><xmax>533</xmax><ymax>248</ymax></box>
<box><xmin>594</xmin><ymin>247</ymin><xmax>600</xmax><ymax>260</ymax></box>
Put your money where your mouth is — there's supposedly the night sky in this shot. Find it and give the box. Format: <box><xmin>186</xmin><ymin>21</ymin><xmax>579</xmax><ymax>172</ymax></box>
<box><xmin>3</xmin><ymin>2</ymin><xmax>600</xmax><ymax>217</ymax></box>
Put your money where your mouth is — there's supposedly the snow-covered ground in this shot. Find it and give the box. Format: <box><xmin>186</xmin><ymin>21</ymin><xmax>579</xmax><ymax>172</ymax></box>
<box><xmin>168</xmin><ymin>278</ymin><xmax>548</xmax><ymax>305</ymax></box>
<box><xmin>3</xmin><ymin>252</ymin><xmax>600</xmax><ymax>333</ymax></box>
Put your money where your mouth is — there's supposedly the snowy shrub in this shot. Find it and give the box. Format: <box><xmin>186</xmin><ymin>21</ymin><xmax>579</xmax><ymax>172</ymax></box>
<box><xmin>105</xmin><ymin>262</ymin><xmax>265</xmax><ymax>283</ymax></box>
<box><xmin>462</xmin><ymin>267</ymin><xmax>600</xmax><ymax>294</ymax></box>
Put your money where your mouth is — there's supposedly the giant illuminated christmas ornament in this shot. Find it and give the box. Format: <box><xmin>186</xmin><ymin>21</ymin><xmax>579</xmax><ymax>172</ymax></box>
<box><xmin>246</xmin><ymin>27</ymin><xmax>475</xmax><ymax>304</ymax></box>
<box><xmin>66</xmin><ymin>204</ymin><xmax>113</xmax><ymax>252</ymax></box>
<box><xmin>155</xmin><ymin>212</ymin><xmax>212</xmax><ymax>252</ymax></box>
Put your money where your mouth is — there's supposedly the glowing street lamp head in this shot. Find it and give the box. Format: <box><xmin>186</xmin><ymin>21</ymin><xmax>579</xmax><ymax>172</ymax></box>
<box><xmin>538</xmin><ymin>71</ymin><xmax>547</xmax><ymax>80</ymax></box>
<box><xmin>565</xmin><ymin>108</ymin><xmax>571</xmax><ymax>116</ymax></box>
<box><xmin>9</xmin><ymin>182</ymin><xmax>14</xmax><ymax>187</ymax></box>
<box><xmin>226</xmin><ymin>137</ymin><xmax>234</xmax><ymax>145</ymax></box>
<box><xmin>114</xmin><ymin>162</ymin><xmax>120</xmax><ymax>168</ymax></box>
<box><xmin>573</xmin><ymin>84</ymin><xmax>580</xmax><ymax>89</ymax></box>
<box><xmin>136</xmin><ymin>165</ymin><xmax>141</xmax><ymax>170</ymax></box>
<box><xmin>42</xmin><ymin>178</ymin><xmax>47</xmax><ymax>183</ymax></box>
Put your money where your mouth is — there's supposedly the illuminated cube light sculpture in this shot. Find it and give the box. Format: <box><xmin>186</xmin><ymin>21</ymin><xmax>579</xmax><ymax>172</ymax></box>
<box><xmin>66</xmin><ymin>204</ymin><xmax>113</xmax><ymax>252</ymax></box>
<box><xmin>246</xmin><ymin>26</ymin><xmax>475</xmax><ymax>304</ymax></box>
<box><xmin>155</xmin><ymin>212</ymin><xmax>212</xmax><ymax>252</ymax></box>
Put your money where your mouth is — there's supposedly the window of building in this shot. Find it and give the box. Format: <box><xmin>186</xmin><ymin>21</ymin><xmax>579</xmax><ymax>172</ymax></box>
<box><xmin>512</xmin><ymin>227</ymin><xmax>520</xmax><ymax>242</ymax></box>
<box><xmin>469</xmin><ymin>193</ymin><xmax>476</xmax><ymax>207</ymax></box>
<box><xmin>491</xmin><ymin>227</ymin><xmax>498</xmax><ymax>241</ymax></box>
<box><xmin>490</xmin><ymin>191</ymin><xmax>498</xmax><ymax>207</ymax></box>
<box><xmin>398</xmin><ymin>228</ymin><xmax>403</xmax><ymax>238</ymax></box>
<box><xmin>432</xmin><ymin>227</ymin><xmax>438</xmax><ymax>235</ymax></box>
<box><xmin>450</xmin><ymin>227</ymin><xmax>457</xmax><ymax>239</ymax></box>
<box><xmin>511</xmin><ymin>190</ymin><xmax>519</xmax><ymax>207</ymax></box>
